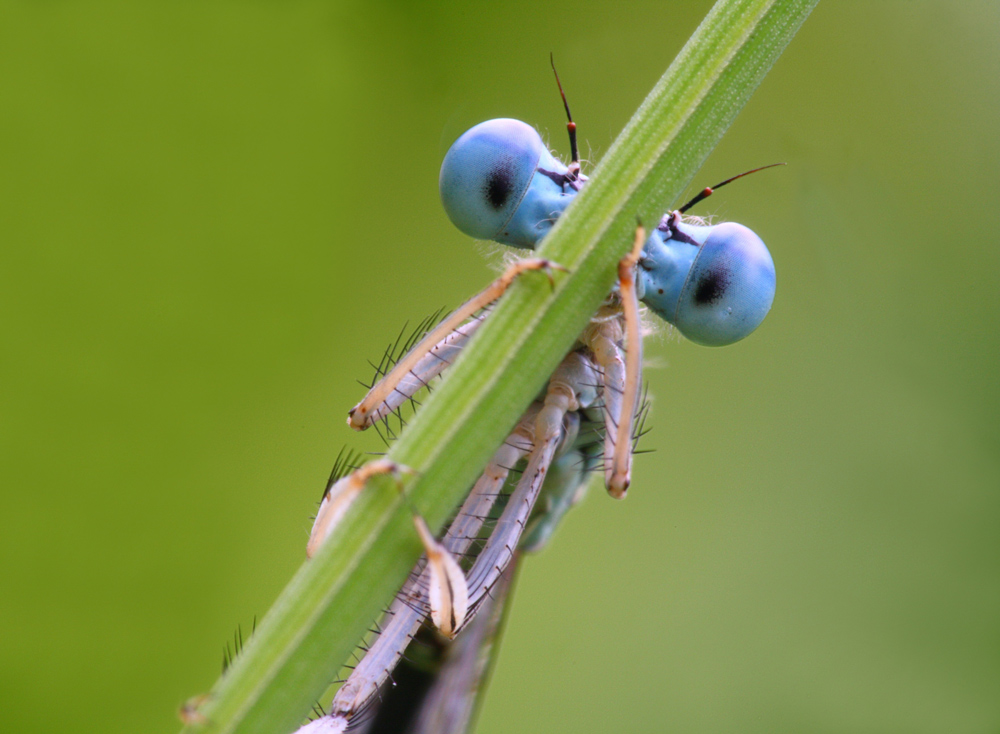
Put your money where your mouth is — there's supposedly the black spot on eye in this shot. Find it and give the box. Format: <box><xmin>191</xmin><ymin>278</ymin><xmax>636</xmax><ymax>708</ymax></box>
<box><xmin>657</xmin><ymin>288</ymin><xmax>664</xmax><ymax>294</ymax></box>
<box><xmin>484</xmin><ymin>159</ymin><xmax>516</xmax><ymax>210</ymax></box>
<box><xmin>693</xmin><ymin>267</ymin><xmax>730</xmax><ymax>306</ymax></box>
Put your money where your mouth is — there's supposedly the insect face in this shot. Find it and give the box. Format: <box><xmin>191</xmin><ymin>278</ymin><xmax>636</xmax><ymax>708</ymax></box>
<box><xmin>639</xmin><ymin>216</ymin><xmax>776</xmax><ymax>346</ymax></box>
<box><xmin>439</xmin><ymin>118</ymin><xmax>581</xmax><ymax>248</ymax></box>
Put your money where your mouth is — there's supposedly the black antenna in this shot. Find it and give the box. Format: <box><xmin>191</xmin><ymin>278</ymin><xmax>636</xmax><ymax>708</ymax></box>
<box><xmin>678</xmin><ymin>163</ymin><xmax>785</xmax><ymax>214</ymax></box>
<box><xmin>550</xmin><ymin>53</ymin><xmax>579</xmax><ymax>165</ymax></box>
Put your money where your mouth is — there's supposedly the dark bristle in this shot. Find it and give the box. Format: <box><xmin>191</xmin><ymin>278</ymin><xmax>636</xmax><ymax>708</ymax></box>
<box><xmin>220</xmin><ymin>617</ymin><xmax>258</xmax><ymax>675</ymax></box>
<box><xmin>354</xmin><ymin>308</ymin><xmax>453</xmax><ymax>437</ymax></box>
<box><xmin>372</xmin><ymin>421</ymin><xmax>388</xmax><ymax>447</ymax></box>
<box><xmin>321</xmin><ymin>447</ymin><xmax>365</xmax><ymax>500</ymax></box>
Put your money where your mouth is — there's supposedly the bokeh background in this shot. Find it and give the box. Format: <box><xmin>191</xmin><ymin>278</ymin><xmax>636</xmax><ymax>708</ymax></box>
<box><xmin>2</xmin><ymin>2</ymin><xmax>997</xmax><ymax>732</ymax></box>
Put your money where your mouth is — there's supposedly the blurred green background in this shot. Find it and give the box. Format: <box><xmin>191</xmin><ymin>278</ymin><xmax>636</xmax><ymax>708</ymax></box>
<box><xmin>1</xmin><ymin>2</ymin><xmax>997</xmax><ymax>732</ymax></box>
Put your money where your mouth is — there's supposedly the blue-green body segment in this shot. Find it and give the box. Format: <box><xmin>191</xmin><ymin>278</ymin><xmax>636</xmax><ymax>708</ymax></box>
<box><xmin>439</xmin><ymin>119</ymin><xmax>776</xmax><ymax>346</ymax></box>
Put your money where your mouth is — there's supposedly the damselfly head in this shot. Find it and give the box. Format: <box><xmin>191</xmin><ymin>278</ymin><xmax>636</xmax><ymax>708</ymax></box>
<box><xmin>638</xmin><ymin>218</ymin><xmax>776</xmax><ymax>346</ymax></box>
<box><xmin>439</xmin><ymin>119</ymin><xmax>579</xmax><ymax>249</ymax></box>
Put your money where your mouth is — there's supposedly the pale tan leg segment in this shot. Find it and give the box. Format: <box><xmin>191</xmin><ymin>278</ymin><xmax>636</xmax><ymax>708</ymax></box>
<box><xmin>357</xmin><ymin>314</ymin><xmax>486</xmax><ymax>433</ymax></box>
<box><xmin>414</xmin><ymin>516</ymin><xmax>469</xmax><ymax>639</ymax></box>
<box><xmin>461</xmin><ymin>352</ymin><xmax>600</xmax><ymax>621</ymax></box>
<box><xmin>582</xmin><ymin>317</ymin><xmax>627</xmax><ymax>496</ymax></box>
<box><xmin>409</xmin><ymin>547</ymin><xmax>519</xmax><ymax>734</ymax></box>
<box><xmin>307</xmin><ymin>454</ymin><xmax>468</xmax><ymax>639</ymax></box>
<box><xmin>304</xmin><ymin>414</ymin><xmax>538</xmax><ymax>731</ymax></box>
<box><xmin>607</xmin><ymin>224</ymin><xmax>646</xmax><ymax>497</ymax></box>
<box><xmin>348</xmin><ymin>259</ymin><xmax>563</xmax><ymax>431</ymax></box>
<box><xmin>307</xmin><ymin>459</ymin><xmax>407</xmax><ymax>558</ymax></box>
<box><xmin>301</xmin><ymin>351</ymin><xmax>601</xmax><ymax>731</ymax></box>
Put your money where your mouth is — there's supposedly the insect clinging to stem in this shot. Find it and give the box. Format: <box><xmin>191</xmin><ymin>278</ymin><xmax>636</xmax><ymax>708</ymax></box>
<box><xmin>296</xmin><ymin>59</ymin><xmax>780</xmax><ymax>733</ymax></box>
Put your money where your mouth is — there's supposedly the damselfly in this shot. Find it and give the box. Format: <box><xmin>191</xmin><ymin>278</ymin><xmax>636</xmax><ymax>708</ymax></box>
<box><xmin>296</xmin><ymin>63</ymin><xmax>778</xmax><ymax>734</ymax></box>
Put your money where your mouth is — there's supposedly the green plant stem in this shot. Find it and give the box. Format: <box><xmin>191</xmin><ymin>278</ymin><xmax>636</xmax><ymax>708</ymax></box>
<box><xmin>181</xmin><ymin>1</ymin><xmax>818</xmax><ymax>732</ymax></box>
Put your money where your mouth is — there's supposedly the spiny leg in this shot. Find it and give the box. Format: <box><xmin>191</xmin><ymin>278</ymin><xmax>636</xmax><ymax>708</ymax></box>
<box><xmin>307</xmin><ymin>455</ymin><xmax>468</xmax><ymax>641</ymax></box>
<box><xmin>609</xmin><ymin>222</ymin><xmax>646</xmax><ymax>497</ymax></box>
<box><xmin>581</xmin><ymin>315</ymin><xmax>627</xmax><ymax>496</ymax></box>
<box><xmin>331</xmin><ymin>437</ymin><xmax>600</xmax><ymax>734</ymax></box>
<box><xmin>462</xmin><ymin>351</ymin><xmax>600</xmax><ymax>619</ymax></box>
<box><xmin>307</xmin><ymin>459</ymin><xmax>407</xmax><ymax>558</ymax></box>
<box><xmin>348</xmin><ymin>258</ymin><xmax>562</xmax><ymax>431</ymax></box>
<box><xmin>579</xmin><ymin>223</ymin><xmax>646</xmax><ymax>498</ymax></box>
<box><xmin>361</xmin><ymin>313</ymin><xmax>487</xmax><ymax>434</ymax></box>
<box><xmin>461</xmin><ymin>427</ymin><xmax>558</xmax><ymax>617</ymax></box>
<box><xmin>404</xmin><ymin>546</ymin><xmax>519</xmax><ymax>734</ymax></box>
<box><xmin>303</xmin><ymin>352</ymin><xmax>598</xmax><ymax>730</ymax></box>
<box><xmin>301</xmin><ymin>412</ymin><xmax>539</xmax><ymax>732</ymax></box>
<box><xmin>413</xmin><ymin>515</ymin><xmax>469</xmax><ymax>639</ymax></box>
<box><xmin>521</xmin><ymin>426</ymin><xmax>596</xmax><ymax>553</ymax></box>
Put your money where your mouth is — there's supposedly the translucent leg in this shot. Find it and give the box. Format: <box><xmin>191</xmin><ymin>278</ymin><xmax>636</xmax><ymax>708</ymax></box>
<box><xmin>401</xmin><ymin>442</ymin><xmax>597</xmax><ymax>734</ymax></box>
<box><xmin>307</xmin><ymin>460</ymin><xmax>406</xmax><ymax>559</ymax></box>
<box><xmin>461</xmin><ymin>351</ymin><xmax>600</xmax><ymax>619</ymax></box>
<box><xmin>581</xmin><ymin>317</ymin><xmax>627</xmax><ymax>495</ymax></box>
<box><xmin>300</xmin><ymin>350</ymin><xmax>600</xmax><ymax>733</ymax></box>
<box><xmin>307</xmin><ymin>456</ymin><xmax>469</xmax><ymax>638</ymax></box>
<box><xmin>580</xmin><ymin>224</ymin><xmax>645</xmax><ymax>498</ymax></box>
<box><xmin>609</xmin><ymin>223</ymin><xmax>646</xmax><ymax>497</ymax></box>
<box><xmin>521</xmin><ymin>436</ymin><xmax>594</xmax><ymax>553</ymax></box>
<box><xmin>356</xmin><ymin>314</ymin><xmax>486</xmax><ymax>432</ymax></box>
<box><xmin>298</xmin><ymin>412</ymin><xmax>539</xmax><ymax>732</ymax></box>
<box><xmin>348</xmin><ymin>259</ymin><xmax>560</xmax><ymax>430</ymax></box>
<box><xmin>405</xmin><ymin>548</ymin><xmax>519</xmax><ymax>734</ymax></box>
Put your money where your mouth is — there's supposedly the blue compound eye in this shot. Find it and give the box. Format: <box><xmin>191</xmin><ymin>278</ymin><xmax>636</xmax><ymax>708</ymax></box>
<box><xmin>439</xmin><ymin>119</ymin><xmax>575</xmax><ymax>249</ymax></box>
<box><xmin>675</xmin><ymin>222</ymin><xmax>775</xmax><ymax>346</ymax></box>
<box><xmin>638</xmin><ymin>219</ymin><xmax>776</xmax><ymax>346</ymax></box>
